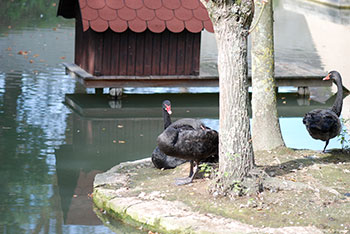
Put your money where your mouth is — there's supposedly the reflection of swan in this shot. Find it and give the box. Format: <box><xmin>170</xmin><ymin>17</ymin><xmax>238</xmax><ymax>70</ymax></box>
<box><xmin>108</xmin><ymin>100</ymin><xmax>122</xmax><ymax>109</ymax></box>
<box><xmin>157</xmin><ymin>117</ymin><xmax>218</xmax><ymax>185</ymax></box>
<box><xmin>303</xmin><ymin>71</ymin><xmax>343</xmax><ymax>152</ymax></box>
<box><xmin>151</xmin><ymin>100</ymin><xmax>186</xmax><ymax>169</ymax></box>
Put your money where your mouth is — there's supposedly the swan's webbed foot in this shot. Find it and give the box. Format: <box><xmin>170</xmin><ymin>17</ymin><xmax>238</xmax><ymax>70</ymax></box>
<box><xmin>175</xmin><ymin>177</ymin><xmax>194</xmax><ymax>186</ymax></box>
<box><xmin>174</xmin><ymin>160</ymin><xmax>198</xmax><ymax>186</ymax></box>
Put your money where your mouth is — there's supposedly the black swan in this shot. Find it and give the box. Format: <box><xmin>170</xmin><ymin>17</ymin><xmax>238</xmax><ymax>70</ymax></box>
<box><xmin>157</xmin><ymin>116</ymin><xmax>219</xmax><ymax>185</ymax></box>
<box><xmin>303</xmin><ymin>71</ymin><xmax>343</xmax><ymax>152</ymax></box>
<box><xmin>151</xmin><ymin>100</ymin><xmax>187</xmax><ymax>169</ymax></box>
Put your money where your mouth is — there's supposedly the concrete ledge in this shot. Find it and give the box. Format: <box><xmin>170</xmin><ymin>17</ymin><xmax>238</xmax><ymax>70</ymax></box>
<box><xmin>93</xmin><ymin>158</ymin><xmax>323</xmax><ymax>234</ymax></box>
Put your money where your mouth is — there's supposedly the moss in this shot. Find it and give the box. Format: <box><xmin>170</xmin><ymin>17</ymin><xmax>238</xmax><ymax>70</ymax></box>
<box><xmin>93</xmin><ymin>182</ymin><xmax>194</xmax><ymax>234</ymax></box>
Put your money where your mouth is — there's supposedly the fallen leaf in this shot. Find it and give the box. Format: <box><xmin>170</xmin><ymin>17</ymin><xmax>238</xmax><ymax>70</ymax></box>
<box><xmin>29</xmin><ymin>60</ymin><xmax>34</xmax><ymax>63</ymax></box>
<box><xmin>52</xmin><ymin>27</ymin><xmax>57</xmax><ymax>31</ymax></box>
<box><xmin>148</xmin><ymin>231</ymin><xmax>158</xmax><ymax>234</ymax></box>
<box><xmin>33</xmin><ymin>54</ymin><xmax>39</xmax><ymax>58</ymax></box>
<box><xmin>7</xmin><ymin>47</ymin><xmax>12</xmax><ymax>51</ymax></box>
<box><xmin>60</xmin><ymin>56</ymin><xmax>66</xmax><ymax>59</ymax></box>
<box><xmin>18</xmin><ymin>51</ymin><xmax>29</xmax><ymax>56</ymax></box>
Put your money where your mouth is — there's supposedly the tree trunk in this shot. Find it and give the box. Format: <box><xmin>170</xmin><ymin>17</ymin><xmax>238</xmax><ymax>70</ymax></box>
<box><xmin>251</xmin><ymin>0</ymin><xmax>285</xmax><ymax>151</ymax></box>
<box><xmin>202</xmin><ymin>0</ymin><xmax>255</xmax><ymax>194</ymax></box>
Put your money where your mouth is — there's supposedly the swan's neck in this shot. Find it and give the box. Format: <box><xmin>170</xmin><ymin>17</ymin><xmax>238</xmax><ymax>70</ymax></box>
<box><xmin>163</xmin><ymin>110</ymin><xmax>171</xmax><ymax>129</ymax></box>
<box><xmin>331</xmin><ymin>78</ymin><xmax>343</xmax><ymax>117</ymax></box>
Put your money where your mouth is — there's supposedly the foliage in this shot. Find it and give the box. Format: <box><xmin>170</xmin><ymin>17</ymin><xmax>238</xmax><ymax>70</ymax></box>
<box><xmin>199</xmin><ymin>163</ymin><xmax>214</xmax><ymax>178</ymax></box>
<box><xmin>338</xmin><ymin>118</ymin><xmax>350</xmax><ymax>150</ymax></box>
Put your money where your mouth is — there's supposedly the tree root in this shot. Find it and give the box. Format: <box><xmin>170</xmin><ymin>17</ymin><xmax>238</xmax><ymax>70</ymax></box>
<box><xmin>210</xmin><ymin>167</ymin><xmax>340</xmax><ymax>198</ymax></box>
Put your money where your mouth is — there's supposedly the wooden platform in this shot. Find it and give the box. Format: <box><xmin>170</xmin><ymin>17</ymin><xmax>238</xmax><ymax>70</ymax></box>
<box><xmin>63</xmin><ymin>63</ymin><xmax>332</xmax><ymax>89</ymax></box>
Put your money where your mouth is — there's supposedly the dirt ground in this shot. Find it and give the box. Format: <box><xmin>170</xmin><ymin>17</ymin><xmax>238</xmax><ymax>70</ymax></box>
<box><xmin>118</xmin><ymin>147</ymin><xmax>350</xmax><ymax>233</ymax></box>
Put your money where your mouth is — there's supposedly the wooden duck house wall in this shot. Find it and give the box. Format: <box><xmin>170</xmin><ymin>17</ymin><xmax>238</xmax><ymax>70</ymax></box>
<box><xmin>58</xmin><ymin>0</ymin><xmax>214</xmax><ymax>78</ymax></box>
<box><xmin>75</xmin><ymin>20</ymin><xmax>201</xmax><ymax>76</ymax></box>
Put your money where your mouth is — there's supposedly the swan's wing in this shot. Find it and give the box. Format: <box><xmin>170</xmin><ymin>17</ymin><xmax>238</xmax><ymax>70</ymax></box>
<box><xmin>320</xmin><ymin>115</ymin><xmax>338</xmax><ymax>132</ymax></box>
<box><xmin>175</xmin><ymin>129</ymin><xmax>218</xmax><ymax>155</ymax></box>
<box><xmin>175</xmin><ymin>124</ymin><xmax>195</xmax><ymax>131</ymax></box>
<box><xmin>171</xmin><ymin>118</ymin><xmax>203</xmax><ymax>130</ymax></box>
<box><xmin>304</xmin><ymin>110</ymin><xmax>337</xmax><ymax>127</ymax></box>
<box><xmin>303</xmin><ymin>109</ymin><xmax>341</xmax><ymax>140</ymax></box>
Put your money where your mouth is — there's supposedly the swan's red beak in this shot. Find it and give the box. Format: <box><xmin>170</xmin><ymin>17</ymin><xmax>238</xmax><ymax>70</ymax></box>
<box><xmin>165</xmin><ymin>104</ymin><xmax>172</xmax><ymax>115</ymax></box>
<box><xmin>323</xmin><ymin>73</ymin><xmax>331</xmax><ymax>81</ymax></box>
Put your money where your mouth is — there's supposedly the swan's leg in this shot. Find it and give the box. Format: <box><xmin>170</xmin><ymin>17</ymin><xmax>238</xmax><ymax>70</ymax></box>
<box><xmin>175</xmin><ymin>160</ymin><xmax>198</xmax><ymax>186</ymax></box>
<box><xmin>322</xmin><ymin>140</ymin><xmax>329</xmax><ymax>153</ymax></box>
<box><xmin>188</xmin><ymin>160</ymin><xmax>194</xmax><ymax>177</ymax></box>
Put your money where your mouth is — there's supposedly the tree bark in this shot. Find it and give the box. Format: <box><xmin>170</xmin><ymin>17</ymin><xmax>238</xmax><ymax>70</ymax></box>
<box><xmin>251</xmin><ymin>0</ymin><xmax>285</xmax><ymax>151</ymax></box>
<box><xmin>202</xmin><ymin>0</ymin><xmax>255</xmax><ymax>194</ymax></box>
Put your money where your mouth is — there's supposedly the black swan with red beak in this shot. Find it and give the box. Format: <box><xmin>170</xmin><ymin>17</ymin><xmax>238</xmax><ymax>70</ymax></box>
<box><xmin>156</xmin><ymin>101</ymin><xmax>218</xmax><ymax>185</ymax></box>
<box><xmin>151</xmin><ymin>100</ymin><xmax>187</xmax><ymax>169</ymax></box>
<box><xmin>303</xmin><ymin>71</ymin><xmax>344</xmax><ymax>152</ymax></box>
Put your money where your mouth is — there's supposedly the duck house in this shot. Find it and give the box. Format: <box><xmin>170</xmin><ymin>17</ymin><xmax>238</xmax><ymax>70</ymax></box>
<box><xmin>57</xmin><ymin>0</ymin><xmax>214</xmax><ymax>87</ymax></box>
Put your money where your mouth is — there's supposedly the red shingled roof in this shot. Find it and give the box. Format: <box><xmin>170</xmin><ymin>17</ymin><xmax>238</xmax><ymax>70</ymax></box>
<box><xmin>78</xmin><ymin>0</ymin><xmax>214</xmax><ymax>33</ymax></box>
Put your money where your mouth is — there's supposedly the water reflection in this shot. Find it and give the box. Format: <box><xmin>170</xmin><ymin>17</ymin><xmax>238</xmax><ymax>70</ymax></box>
<box><xmin>0</xmin><ymin>0</ymin><xmax>349</xmax><ymax>233</ymax></box>
<box><xmin>64</xmin><ymin>92</ymin><xmax>347</xmax><ymax>152</ymax></box>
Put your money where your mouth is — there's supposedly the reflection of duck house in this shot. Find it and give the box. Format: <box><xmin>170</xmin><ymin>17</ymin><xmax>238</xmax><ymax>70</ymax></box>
<box><xmin>64</xmin><ymin>92</ymin><xmax>341</xmax><ymax>119</ymax></box>
<box><xmin>57</xmin><ymin>0</ymin><xmax>215</xmax><ymax>87</ymax></box>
